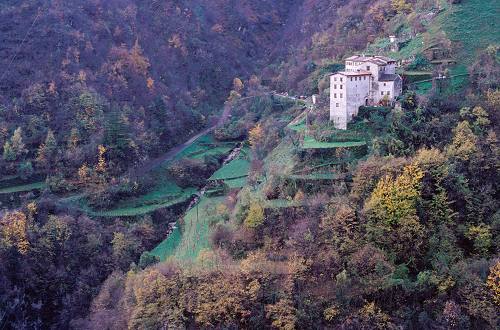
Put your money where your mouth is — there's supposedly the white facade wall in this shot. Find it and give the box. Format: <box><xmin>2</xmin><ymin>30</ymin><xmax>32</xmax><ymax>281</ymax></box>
<box><xmin>330</xmin><ymin>73</ymin><xmax>371</xmax><ymax>129</ymax></box>
<box><xmin>330</xmin><ymin>74</ymin><xmax>348</xmax><ymax>129</ymax></box>
<box><xmin>345</xmin><ymin>75</ymin><xmax>370</xmax><ymax>118</ymax></box>
<box><xmin>368</xmin><ymin>65</ymin><xmax>381</xmax><ymax>79</ymax></box>
<box><xmin>376</xmin><ymin>81</ymin><xmax>394</xmax><ymax>103</ymax></box>
<box><xmin>374</xmin><ymin>77</ymin><xmax>402</xmax><ymax>104</ymax></box>
<box><xmin>346</xmin><ymin>61</ymin><xmax>382</xmax><ymax>79</ymax></box>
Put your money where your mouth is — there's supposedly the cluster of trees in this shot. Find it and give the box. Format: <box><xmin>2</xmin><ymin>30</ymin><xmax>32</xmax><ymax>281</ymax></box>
<box><xmin>0</xmin><ymin>200</ymin><xmax>178</xmax><ymax>328</ymax></box>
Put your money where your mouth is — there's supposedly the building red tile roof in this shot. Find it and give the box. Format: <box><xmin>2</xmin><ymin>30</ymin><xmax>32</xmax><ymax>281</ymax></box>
<box><xmin>345</xmin><ymin>55</ymin><xmax>396</xmax><ymax>65</ymax></box>
<box><xmin>332</xmin><ymin>70</ymin><xmax>372</xmax><ymax>76</ymax></box>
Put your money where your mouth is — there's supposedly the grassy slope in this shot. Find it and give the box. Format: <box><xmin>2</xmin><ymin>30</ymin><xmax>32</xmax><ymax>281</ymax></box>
<box><xmin>209</xmin><ymin>159</ymin><xmax>250</xmax><ymax>180</ymax></box>
<box><xmin>141</xmin><ymin>0</ymin><xmax>500</xmax><ymax>262</ymax></box>
<box><xmin>151</xmin><ymin>196</ymin><xmax>226</xmax><ymax>262</ymax></box>
<box><xmin>0</xmin><ymin>182</ymin><xmax>46</xmax><ymax>194</ymax></box>
<box><xmin>90</xmin><ymin>193</ymin><xmax>195</xmax><ymax>217</ymax></box>
<box><xmin>441</xmin><ymin>0</ymin><xmax>499</xmax><ymax>66</ymax></box>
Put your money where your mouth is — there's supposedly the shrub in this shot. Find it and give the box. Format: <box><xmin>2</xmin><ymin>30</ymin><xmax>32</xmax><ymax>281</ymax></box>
<box><xmin>18</xmin><ymin>161</ymin><xmax>33</xmax><ymax>180</ymax></box>
<box><xmin>167</xmin><ymin>159</ymin><xmax>210</xmax><ymax>188</ymax></box>
<box><xmin>138</xmin><ymin>252</ymin><xmax>160</xmax><ymax>269</ymax></box>
<box><xmin>244</xmin><ymin>201</ymin><xmax>265</xmax><ymax>229</ymax></box>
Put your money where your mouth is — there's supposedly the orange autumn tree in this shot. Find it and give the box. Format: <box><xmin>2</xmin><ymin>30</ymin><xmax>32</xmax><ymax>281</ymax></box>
<box><xmin>486</xmin><ymin>260</ymin><xmax>500</xmax><ymax>306</ymax></box>
<box><xmin>0</xmin><ymin>211</ymin><xmax>30</xmax><ymax>254</ymax></box>
<box><xmin>95</xmin><ymin>145</ymin><xmax>107</xmax><ymax>175</ymax></box>
<box><xmin>146</xmin><ymin>77</ymin><xmax>154</xmax><ymax>90</ymax></box>
<box><xmin>249</xmin><ymin>123</ymin><xmax>264</xmax><ymax>156</ymax></box>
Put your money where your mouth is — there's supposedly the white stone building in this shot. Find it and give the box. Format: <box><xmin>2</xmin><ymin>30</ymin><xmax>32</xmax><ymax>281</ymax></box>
<box><xmin>330</xmin><ymin>55</ymin><xmax>403</xmax><ymax>130</ymax></box>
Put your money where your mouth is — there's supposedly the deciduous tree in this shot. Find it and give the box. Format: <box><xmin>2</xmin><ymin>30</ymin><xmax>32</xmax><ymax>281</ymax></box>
<box><xmin>446</xmin><ymin>121</ymin><xmax>478</xmax><ymax>161</ymax></box>
<box><xmin>3</xmin><ymin>127</ymin><xmax>27</xmax><ymax>162</ymax></box>
<box><xmin>36</xmin><ymin>129</ymin><xmax>58</xmax><ymax>170</ymax></box>
<box><xmin>365</xmin><ymin>164</ymin><xmax>424</xmax><ymax>226</ymax></box>
<box><xmin>486</xmin><ymin>260</ymin><xmax>500</xmax><ymax>306</ymax></box>
<box><xmin>0</xmin><ymin>211</ymin><xmax>30</xmax><ymax>254</ymax></box>
<box><xmin>244</xmin><ymin>201</ymin><xmax>265</xmax><ymax>228</ymax></box>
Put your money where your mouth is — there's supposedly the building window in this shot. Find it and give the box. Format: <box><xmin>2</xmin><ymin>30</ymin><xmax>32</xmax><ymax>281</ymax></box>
<box><xmin>334</xmin><ymin>77</ymin><xmax>337</xmax><ymax>81</ymax></box>
<box><xmin>334</xmin><ymin>84</ymin><xmax>337</xmax><ymax>89</ymax></box>
<box><xmin>334</xmin><ymin>93</ymin><xmax>337</xmax><ymax>98</ymax></box>
<box><xmin>366</xmin><ymin>66</ymin><xmax>370</xmax><ymax>70</ymax></box>
<box><xmin>387</xmin><ymin>91</ymin><xmax>390</xmax><ymax>96</ymax></box>
<box><xmin>381</xmin><ymin>91</ymin><xmax>384</xmax><ymax>95</ymax></box>
<box><xmin>383</xmin><ymin>83</ymin><xmax>386</xmax><ymax>86</ymax></box>
<box><xmin>340</xmin><ymin>93</ymin><xmax>343</xmax><ymax>98</ymax></box>
<box><xmin>336</xmin><ymin>103</ymin><xmax>339</xmax><ymax>107</ymax></box>
<box><xmin>340</xmin><ymin>78</ymin><xmax>343</xmax><ymax>82</ymax></box>
<box><xmin>340</xmin><ymin>85</ymin><xmax>343</xmax><ymax>89</ymax></box>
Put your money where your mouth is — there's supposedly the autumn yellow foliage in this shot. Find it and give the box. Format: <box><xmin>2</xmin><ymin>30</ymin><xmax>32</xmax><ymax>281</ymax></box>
<box><xmin>265</xmin><ymin>298</ymin><xmax>297</xmax><ymax>330</ymax></box>
<box><xmin>249</xmin><ymin>124</ymin><xmax>264</xmax><ymax>150</ymax></box>
<box><xmin>244</xmin><ymin>202</ymin><xmax>265</xmax><ymax>228</ymax></box>
<box><xmin>446</xmin><ymin>121</ymin><xmax>478</xmax><ymax>161</ymax></box>
<box><xmin>486</xmin><ymin>260</ymin><xmax>500</xmax><ymax>305</ymax></box>
<box><xmin>78</xmin><ymin>163</ymin><xmax>91</xmax><ymax>184</ymax></box>
<box><xmin>0</xmin><ymin>211</ymin><xmax>30</xmax><ymax>254</ymax></box>
<box><xmin>95</xmin><ymin>145</ymin><xmax>107</xmax><ymax>174</ymax></box>
<box><xmin>365</xmin><ymin>164</ymin><xmax>424</xmax><ymax>226</ymax></box>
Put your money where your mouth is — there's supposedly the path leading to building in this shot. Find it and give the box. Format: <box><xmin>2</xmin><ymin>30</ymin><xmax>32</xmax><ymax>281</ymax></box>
<box><xmin>130</xmin><ymin>93</ymin><xmax>291</xmax><ymax>178</ymax></box>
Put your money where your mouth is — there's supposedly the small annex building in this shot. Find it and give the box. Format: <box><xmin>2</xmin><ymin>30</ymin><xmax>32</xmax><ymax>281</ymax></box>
<box><xmin>330</xmin><ymin>55</ymin><xmax>403</xmax><ymax>129</ymax></box>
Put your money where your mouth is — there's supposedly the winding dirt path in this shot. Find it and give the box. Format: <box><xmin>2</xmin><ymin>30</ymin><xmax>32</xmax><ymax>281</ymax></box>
<box><xmin>129</xmin><ymin>94</ymin><xmax>274</xmax><ymax>178</ymax></box>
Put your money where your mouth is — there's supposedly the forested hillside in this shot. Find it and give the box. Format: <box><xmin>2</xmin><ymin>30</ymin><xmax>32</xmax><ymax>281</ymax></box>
<box><xmin>0</xmin><ymin>0</ymin><xmax>296</xmax><ymax>179</ymax></box>
<box><xmin>0</xmin><ymin>0</ymin><xmax>499</xmax><ymax>329</ymax></box>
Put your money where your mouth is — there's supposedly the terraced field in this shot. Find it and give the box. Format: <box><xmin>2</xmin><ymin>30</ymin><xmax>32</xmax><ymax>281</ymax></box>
<box><xmin>302</xmin><ymin>136</ymin><xmax>367</xmax><ymax>149</ymax></box>
<box><xmin>0</xmin><ymin>181</ymin><xmax>46</xmax><ymax>194</ymax></box>
<box><xmin>151</xmin><ymin>195</ymin><xmax>226</xmax><ymax>262</ymax></box>
<box><xmin>208</xmin><ymin>147</ymin><xmax>251</xmax><ymax>185</ymax></box>
<box><xmin>368</xmin><ymin>0</ymin><xmax>498</xmax><ymax>95</ymax></box>
<box><xmin>85</xmin><ymin>133</ymin><xmax>237</xmax><ymax>217</ymax></box>
<box><xmin>90</xmin><ymin>190</ymin><xmax>196</xmax><ymax>217</ymax></box>
<box><xmin>441</xmin><ymin>0</ymin><xmax>499</xmax><ymax>65</ymax></box>
<box><xmin>171</xmin><ymin>134</ymin><xmax>236</xmax><ymax>162</ymax></box>
<box><xmin>288</xmin><ymin>173</ymin><xmax>337</xmax><ymax>180</ymax></box>
<box><xmin>209</xmin><ymin>159</ymin><xmax>250</xmax><ymax>181</ymax></box>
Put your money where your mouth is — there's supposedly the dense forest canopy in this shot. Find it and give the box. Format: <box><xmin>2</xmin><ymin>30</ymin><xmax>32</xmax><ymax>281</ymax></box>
<box><xmin>0</xmin><ymin>0</ymin><xmax>499</xmax><ymax>329</ymax></box>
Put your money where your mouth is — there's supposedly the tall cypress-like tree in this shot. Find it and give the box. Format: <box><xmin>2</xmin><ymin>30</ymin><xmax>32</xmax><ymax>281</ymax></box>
<box><xmin>36</xmin><ymin>129</ymin><xmax>58</xmax><ymax>171</ymax></box>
